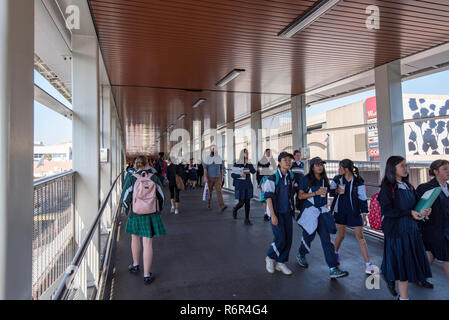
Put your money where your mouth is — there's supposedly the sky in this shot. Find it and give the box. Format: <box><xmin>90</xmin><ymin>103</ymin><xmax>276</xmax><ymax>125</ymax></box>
<box><xmin>34</xmin><ymin>69</ymin><xmax>449</xmax><ymax>146</ymax></box>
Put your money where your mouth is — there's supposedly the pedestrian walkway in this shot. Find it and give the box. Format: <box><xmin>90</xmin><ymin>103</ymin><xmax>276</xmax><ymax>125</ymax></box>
<box><xmin>106</xmin><ymin>187</ymin><xmax>449</xmax><ymax>300</ymax></box>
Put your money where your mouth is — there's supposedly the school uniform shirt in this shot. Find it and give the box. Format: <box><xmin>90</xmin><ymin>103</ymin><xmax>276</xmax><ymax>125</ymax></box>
<box><xmin>263</xmin><ymin>168</ymin><xmax>295</xmax><ymax>216</ymax></box>
<box><xmin>121</xmin><ymin>170</ymin><xmax>166</xmax><ymax>238</ymax></box>
<box><xmin>378</xmin><ymin>181</ymin><xmax>432</xmax><ymax>282</ymax></box>
<box><xmin>291</xmin><ymin>161</ymin><xmax>305</xmax><ymax>187</ymax></box>
<box><xmin>416</xmin><ymin>178</ymin><xmax>449</xmax><ymax>261</ymax></box>
<box><xmin>298</xmin><ymin>174</ymin><xmax>329</xmax><ymax>211</ymax></box>
<box><xmin>231</xmin><ymin>162</ymin><xmax>256</xmax><ymax>200</ymax></box>
<box><xmin>329</xmin><ymin>174</ymin><xmax>368</xmax><ymax>227</ymax></box>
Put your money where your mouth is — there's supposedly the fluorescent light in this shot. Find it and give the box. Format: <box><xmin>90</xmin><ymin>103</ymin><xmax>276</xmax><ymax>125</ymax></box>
<box><xmin>177</xmin><ymin>113</ymin><xmax>187</xmax><ymax>121</ymax></box>
<box><xmin>192</xmin><ymin>98</ymin><xmax>206</xmax><ymax>109</ymax></box>
<box><xmin>278</xmin><ymin>0</ymin><xmax>341</xmax><ymax>38</ymax></box>
<box><xmin>216</xmin><ymin>69</ymin><xmax>245</xmax><ymax>87</ymax></box>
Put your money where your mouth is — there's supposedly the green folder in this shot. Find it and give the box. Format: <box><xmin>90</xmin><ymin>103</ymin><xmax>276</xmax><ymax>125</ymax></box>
<box><xmin>415</xmin><ymin>187</ymin><xmax>441</xmax><ymax>213</ymax></box>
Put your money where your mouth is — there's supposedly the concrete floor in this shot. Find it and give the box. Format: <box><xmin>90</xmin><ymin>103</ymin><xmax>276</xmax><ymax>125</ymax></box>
<box><xmin>106</xmin><ymin>186</ymin><xmax>449</xmax><ymax>300</ymax></box>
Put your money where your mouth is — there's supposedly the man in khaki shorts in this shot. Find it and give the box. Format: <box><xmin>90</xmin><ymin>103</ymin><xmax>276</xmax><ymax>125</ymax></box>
<box><xmin>203</xmin><ymin>145</ymin><xmax>227</xmax><ymax>212</ymax></box>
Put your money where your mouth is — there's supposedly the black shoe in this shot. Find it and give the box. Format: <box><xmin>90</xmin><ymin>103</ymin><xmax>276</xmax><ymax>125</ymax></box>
<box><xmin>128</xmin><ymin>264</ymin><xmax>140</xmax><ymax>273</ymax></box>
<box><xmin>232</xmin><ymin>208</ymin><xmax>237</xmax><ymax>219</ymax></box>
<box><xmin>264</xmin><ymin>214</ymin><xmax>269</xmax><ymax>222</ymax></box>
<box><xmin>417</xmin><ymin>280</ymin><xmax>434</xmax><ymax>289</ymax></box>
<box><xmin>144</xmin><ymin>273</ymin><xmax>155</xmax><ymax>285</ymax></box>
<box><xmin>382</xmin><ymin>275</ymin><xmax>398</xmax><ymax>297</ymax></box>
<box><xmin>244</xmin><ymin>219</ymin><xmax>252</xmax><ymax>225</ymax></box>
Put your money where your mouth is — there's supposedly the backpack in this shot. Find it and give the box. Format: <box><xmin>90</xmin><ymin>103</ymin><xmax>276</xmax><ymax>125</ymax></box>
<box><xmin>368</xmin><ymin>185</ymin><xmax>396</xmax><ymax>230</ymax></box>
<box><xmin>132</xmin><ymin>172</ymin><xmax>158</xmax><ymax>214</ymax></box>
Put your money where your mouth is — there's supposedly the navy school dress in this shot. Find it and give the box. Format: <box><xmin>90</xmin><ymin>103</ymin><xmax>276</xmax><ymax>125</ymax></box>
<box><xmin>231</xmin><ymin>162</ymin><xmax>256</xmax><ymax>200</ymax></box>
<box><xmin>329</xmin><ymin>174</ymin><xmax>368</xmax><ymax>227</ymax></box>
<box><xmin>416</xmin><ymin>179</ymin><xmax>449</xmax><ymax>262</ymax></box>
<box><xmin>378</xmin><ymin>181</ymin><xmax>432</xmax><ymax>282</ymax></box>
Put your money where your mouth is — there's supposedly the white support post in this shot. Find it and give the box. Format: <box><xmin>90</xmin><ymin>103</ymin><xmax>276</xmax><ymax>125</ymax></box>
<box><xmin>291</xmin><ymin>94</ymin><xmax>307</xmax><ymax>154</ymax></box>
<box><xmin>225</xmin><ymin>121</ymin><xmax>235</xmax><ymax>189</ymax></box>
<box><xmin>375</xmin><ymin>61</ymin><xmax>406</xmax><ymax>177</ymax></box>
<box><xmin>0</xmin><ymin>0</ymin><xmax>34</xmax><ymax>300</ymax></box>
<box><xmin>250</xmin><ymin>111</ymin><xmax>262</xmax><ymax>193</ymax></box>
<box><xmin>72</xmin><ymin>34</ymin><xmax>100</xmax><ymax>296</ymax></box>
<box><xmin>100</xmin><ymin>86</ymin><xmax>112</xmax><ymax>230</ymax></box>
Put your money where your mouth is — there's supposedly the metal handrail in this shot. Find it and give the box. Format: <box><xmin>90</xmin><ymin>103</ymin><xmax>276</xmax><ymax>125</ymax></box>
<box><xmin>52</xmin><ymin>171</ymin><xmax>124</xmax><ymax>300</ymax></box>
<box><xmin>34</xmin><ymin>170</ymin><xmax>75</xmax><ymax>187</ymax></box>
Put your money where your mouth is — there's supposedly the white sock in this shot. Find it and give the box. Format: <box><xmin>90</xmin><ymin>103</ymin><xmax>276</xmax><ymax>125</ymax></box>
<box><xmin>365</xmin><ymin>262</ymin><xmax>372</xmax><ymax>267</ymax></box>
<box><xmin>144</xmin><ymin>274</ymin><xmax>150</xmax><ymax>277</ymax></box>
<box><xmin>399</xmin><ymin>296</ymin><xmax>409</xmax><ymax>300</ymax></box>
<box><xmin>335</xmin><ymin>251</ymin><xmax>338</xmax><ymax>254</ymax></box>
<box><xmin>133</xmin><ymin>264</ymin><xmax>139</xmax><ymax>267</ymax></box>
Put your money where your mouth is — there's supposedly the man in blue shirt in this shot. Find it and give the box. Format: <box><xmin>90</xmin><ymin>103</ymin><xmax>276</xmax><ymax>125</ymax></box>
<box><xmin>203</xmin><ymin>145</ymin><xmax>227</xmax><ymax>211</ymax></box>
<box><xmin>263</xmin><ymin>152</ymin><xmax>295</xmax><ymax>276</ymax></box>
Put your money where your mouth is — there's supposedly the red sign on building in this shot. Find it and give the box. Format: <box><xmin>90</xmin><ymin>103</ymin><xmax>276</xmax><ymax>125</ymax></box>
<box><xmin>366</xmin><ymin>97</ymin><xmax>377</xmax><ymax>119</ymax></box>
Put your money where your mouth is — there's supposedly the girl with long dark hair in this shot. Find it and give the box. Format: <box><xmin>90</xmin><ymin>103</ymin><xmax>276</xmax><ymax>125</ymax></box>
<box><xmin>416</xmin><ymin>159</ymin><xmax>449</xmax><ymax>282</ymax></box>
<box><xmin>329</xmin><ymin>159</ymin><xmax>378</xmax><ymax>274</ymax></box>
<box><xmin>231</xmin><ymin>149</ymin><xmax>256</xmax><ymax>225</ymax></box>
<box><xmin>378</xmin><ymin>156</ymin><xmax>432</xmax><ymax>300</ymax></box>
<box><xmin>296</xmin><ymin>157</ymin><xmax>349</xmax><ymax>279</ymax></box>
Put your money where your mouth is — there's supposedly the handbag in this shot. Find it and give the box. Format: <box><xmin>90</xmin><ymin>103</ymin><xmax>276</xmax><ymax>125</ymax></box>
<box><xmin>175</xmin><ymin>174</ymin><xmax>185</xmax><ymax>190</ymax></box>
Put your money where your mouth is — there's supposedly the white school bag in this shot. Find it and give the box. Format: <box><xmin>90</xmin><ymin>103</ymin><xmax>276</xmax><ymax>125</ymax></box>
<box><xmin>132</xmin><ymin>172</ymin><xmax>158</xmax><ymax>214</ymax></box>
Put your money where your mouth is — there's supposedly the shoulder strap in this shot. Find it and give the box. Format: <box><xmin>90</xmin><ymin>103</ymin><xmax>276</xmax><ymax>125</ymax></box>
<box><xmin>275</xmin><ymin>171</ymin><xmax>280</xmax><ymax>186</ymax></box>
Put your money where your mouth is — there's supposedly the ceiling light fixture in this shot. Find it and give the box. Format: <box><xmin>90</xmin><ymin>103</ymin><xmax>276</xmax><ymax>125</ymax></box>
<box><xmin>177</xmin><ymin>113</ymin><xmax>187</xmax><ymax>121</ymax></box>
<box><xmin>278</xmin><ymin>0</ymin><xmax>341</xmax><ymax>38</ymax></box>
<box><xmin>216</xmin><ymin>69</ymin><xmax>245</xmax><ymax>87</ymax></box>
<box><xmin>192</xmin><ymin>98</ymin><xmax>206</xmax><ymax>109</ymax></box>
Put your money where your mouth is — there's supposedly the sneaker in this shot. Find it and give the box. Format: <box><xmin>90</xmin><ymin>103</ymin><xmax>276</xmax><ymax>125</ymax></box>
<box><xmin>128</xmin><ymin>264</ymin><xmax>140</xmax><ymax>273</ymax></box>
<box><xmin>265</xmin><ymin>256</ymin><xmax>275</xmax><ymax>274</ymax></box>
<box><xmin>170</xmin><ymin>206</ymin><xmax>175</xmax><ymax>213</ymax></box>
<box><xmin>297</xmin><ymin>253</ymin><xmax>309</xmax><ymax>268</ymax></box>
<box><xmin>335</xmin><ymin>252</ymin><xmax>341</xmax><ymax>266</ymax></box>
<box><xmin>174</xmin><ymin>209</ymin><xmax>179</xmax><ymax>215</ymax></box>
<box><xmin>329</xmin><ymin>267</ymin><xmax>349</xmax><ymax>279</ymax></box>
<box><xmin>365</xmin><ymin>263</ymin><xmax>379</xmax><ymax>275</ymax></box>
<box><xmin>417</xmin><ymin>280</ymin><xmax>434</xmax><ymax>289</ymax></box>
<box><xmin>221</xmin><ymin>205</ymin><xmax>228</xmax><ymax>212</ymax></box>
<box><xmin>244</xmin><ymin>219</ymin><xmax>253</xmax><ymax>225</ymax></box>
<box><xmin>143</xmin><ymin>273</ymin><xmax>155</xmax><ymax>285</ymax></box>
<box><xmin>275</xmin><ymin>262</ymin><xmax>293</xmax><ymax>275</ymax></box>
<box><xmin>382</xmin><ymin>275</ymin><xmax>398</xmax><ymax>297</ymax></box>
<box><xmin>263</xmin><ymin>214</ymin><xmax>270</xmax><ymax>222</ymax></box>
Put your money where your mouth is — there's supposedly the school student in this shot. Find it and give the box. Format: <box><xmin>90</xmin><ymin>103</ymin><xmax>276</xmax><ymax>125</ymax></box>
<box><xmin>264</xmin><ymin>152</ymin><xmax>296</xmax><ymax>276</ymax></box>
<box><xmin>167</xmin><ymin>158</ymin><xmax>184</xmax><ymax>214</ymax></box>
<box><xmin>416</xmin><ymin>159</ymin><xmax>449</xmax><ymax>282</ymax></box>
<box><xmin>291</xmin><ymin>149</ymin><xmax>305</xmax><ymax>211</ymax></box>
<box><xmin>329</xmin><ymin>159</ymin><xmax>378</xmax><ymax>274</ymax></box>
<box><xmin>231</xmin><ymin>149</ymin><xmax>256</xmax><ymax>225</ymax></box>
<box><xmin>121</xmin><ymin>155</ymin><xmax>166</xmax><ymax>285</ymax></box>
<box><xmin>257</xmin><ymin>148</ymin><xmax>277</xmax><ymax>221</ymax></box>
<box><xmin>296</xmin><ymin>157</ymin><xmax>349</xmax><ymax>279</ymax></box>
<box><xmin>378</xmin><ymin>156</ymin><xmax>432</xmax><ymax>300</ymax></box>
<box><xmin>187</xmin><ymin>159</ymin><xmax>198</xmax><ymax>189</ymax></box>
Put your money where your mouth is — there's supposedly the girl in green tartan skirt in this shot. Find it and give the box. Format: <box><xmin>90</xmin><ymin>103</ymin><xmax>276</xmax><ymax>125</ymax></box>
<box><xmin>121</xmin><ymin>156</ymin><xmax>166</xmax><ymax>285</ymax></box>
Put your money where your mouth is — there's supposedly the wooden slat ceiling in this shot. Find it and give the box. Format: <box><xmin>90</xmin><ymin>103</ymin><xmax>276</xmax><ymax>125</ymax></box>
<box><xmin>88</xmin><ymin>0</ymin><xmax>449</xmax><ymax>155</ymax></box>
